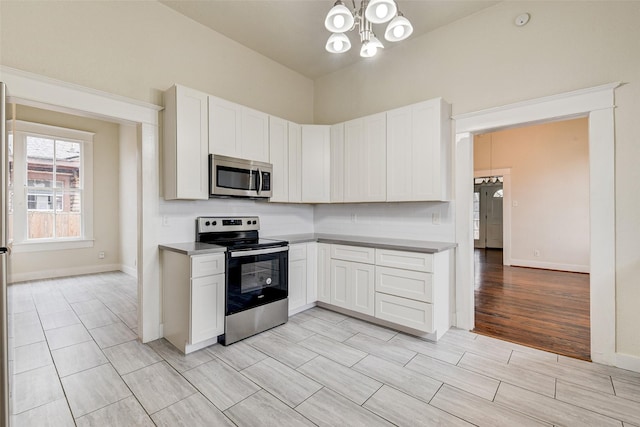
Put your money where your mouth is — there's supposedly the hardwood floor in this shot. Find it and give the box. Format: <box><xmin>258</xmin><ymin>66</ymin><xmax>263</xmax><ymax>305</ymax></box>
<box><xmin>473</xmin><ymin>249</ymin><xmax>591</xmax><ymax>360</ymax></box>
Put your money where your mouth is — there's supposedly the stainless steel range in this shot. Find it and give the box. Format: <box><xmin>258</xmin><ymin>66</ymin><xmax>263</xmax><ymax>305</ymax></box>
<box><xmin>196</xmin><ymin>216</ymin><xmax>289</xmax><ymax>345</ymax></box>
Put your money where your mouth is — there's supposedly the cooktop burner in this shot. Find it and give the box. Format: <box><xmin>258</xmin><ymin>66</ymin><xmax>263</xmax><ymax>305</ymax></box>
<box><xmin>195</xmin><ymin>216</ymin><xmax>287</xmax><ymax>250</ymax></box>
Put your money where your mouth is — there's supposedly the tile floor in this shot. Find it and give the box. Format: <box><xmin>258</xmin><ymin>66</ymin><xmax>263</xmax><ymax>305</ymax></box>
<box><xmin>7</xmin><ymin>272</ymin><xmax>640</xmax><ymax>426</ymax></box>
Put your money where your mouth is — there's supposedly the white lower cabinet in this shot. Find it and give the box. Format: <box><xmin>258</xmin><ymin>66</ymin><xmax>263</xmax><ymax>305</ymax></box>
<box><xmin>324</xmin><ymin>244</ymin><xmax>451</xmax><ymax>339</ymax></box>
<box><xmin>161</xmin><ymin>251</ymin><xmax>225</xmax><ymax>354</ymax></box>
<box><xmin>329</xmin><ymin>248</ymin><xmax>375</xmax><ymax>316</ymax></box>
<box><xmin>288</xmin><ymin>242</ymin><xmax>318</xmax><ymax>315</ymax></box>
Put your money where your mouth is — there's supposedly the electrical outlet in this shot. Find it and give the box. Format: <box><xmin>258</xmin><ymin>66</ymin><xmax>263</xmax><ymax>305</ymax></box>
<box><xmin>162</xmin><ymin>215</ymin><xmax>169</xmax><ymax>227</ymax></box>
<box><xmin>432</xmin><ymin>212</ymin><xmax>441</xmax><ymax>225</ymax></box>
<box><xmin>534</xmin><ymin>249</ymin><xmax>540</xmax><ymax>257</ymax></box>
<box><xmin>350</xmin><ymin>213</ymin><xmax>357</xmax><ymax>223</ymax></box>
<box><xmin>98</xmin><ymin>251</ymin><xmax>105</xmax><ymax>259</ymax></box>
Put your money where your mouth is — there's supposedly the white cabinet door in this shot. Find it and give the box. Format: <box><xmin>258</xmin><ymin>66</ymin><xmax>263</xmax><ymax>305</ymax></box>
<box><xmin>241</xmin><ymin>107</ymin><xmax>269</xmax><ymax>162</ymax></box>
<box><xmin>330</xmin><ymin>123</ymin><xmax>345</xmax><ymax>202</ymax></box>
<box><xmin>301</xmin><ymin>125</ymin><xmax>330</xmax><ymax>203</ymax></box>
<box><xmin>317</xmin><ymin>243</ymin><xmax>331</xmax><ymax>303</ymax></box>
<box><xmin>306</xmin><ymin>243</ymin><xmax>318</xmax><ymax>304</ymax></box>
<box><xmin>344</xmin><ymin>113</ymin><xmax>386</xmax><ymax>202</ymax></box>
<box><xmin>288</xmin><ymin>123</ymin><xmax>302</xmax><ymax>203</ymax></box>
<box><xmin>387</xmin><ymin>98</ymin><xmax>451</xmax><ymax>201</ymax></box>
<box><xmin>330</xmin><ymin>259</ymin><xmax>350</xmax><ymax>310</ymax></box>
<box><xmin>163</xmin><ymin>84</ymin><xmax>209</xmax><ymax>200</ymax></box>
<box><xmin>208</xmin><ymin>95</ymin><xmax>241</xmax><ymax>157</ymax></box>
<box><xmin>329</xmin><ymin>259</ymin><xmax>374</xmax><ymax>315</ymax></box>
<box><xmin>269</xmin><ymin>116</ymin><xmax>289</xmax><ymax>203</ymax></box>
<box><xmin>191</xmin><ymin>273</ymin><xmax>224</xmax><ymax>343</ymax></box>
<box><xmin>386</xmin><ymin>105</ymin><xmax>413</xmax><ymax>201</ymax></box>
<box><xmin>351</xmin><ymin>262</ymin><xmax>375</xmax><ymax>316</ymax></box>
<box><xmin>288</xmin><ymin>258</ymin><xmax>307</xmax><ymax>312</ymax></box>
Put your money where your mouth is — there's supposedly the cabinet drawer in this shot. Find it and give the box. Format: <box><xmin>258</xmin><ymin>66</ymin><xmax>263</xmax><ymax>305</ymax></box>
<box><xmin>375</xmin><ymin>266</ymin><xmax>433</xmax><ymax>302</ymax></box>
<box><xmin>375</xmin><ymin>249</ymin><xmax>433</xmax><ymax>272</ymax></box>
<box><xmin>375</xmin><ymin>293</ymin><xmax>433</xmax><ymax>333</ymax></box>
<box><xmin>331</xmin><ymin>245</ymin><xmax>375</xmax><ymax>264</ymax></box>
<box><xmin>191</xmin><ymin>253</ymin><xmax>225</xmax><ymax>278</ymax></box>
<box><xmin>289</xmin><ymin>243</ymin><xmax>308</xmax><ymax>262</ymax></box>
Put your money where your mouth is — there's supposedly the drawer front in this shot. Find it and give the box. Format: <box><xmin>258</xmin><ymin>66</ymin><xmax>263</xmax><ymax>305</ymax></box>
<box><xmin>375</xmin><ymin>266</ymin><xmax>433</xmax><ymax>302</ymax></box>
<box><xmin>191</xmin><ymin>253</ymin><xmax>225</xmax><ymax>278</ymax></box>
<box><xmin>375</xmin><ymin>293</ymin><xmax>433</xmax><ymax>332</ymax></box>
<box><xmin>331</xmin><ymin>244</ymin><xmax>375</xmax><ymax>264</ymax></box>
<box><xmin>288</xmin><ymin>243</ymin><xmax>308</xmax><ymax>262</ymax></box>
<box><xmin>375</xmin><ymin>249</ymin><xmax>433</xmax><ymax>272</ymax></box>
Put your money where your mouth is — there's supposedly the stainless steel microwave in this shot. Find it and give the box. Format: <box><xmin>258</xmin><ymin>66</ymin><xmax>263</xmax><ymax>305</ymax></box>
<box><xmin>209</xmin><ymin>154</ymin><xmax>273</xmax><ymax>199</ymax></box>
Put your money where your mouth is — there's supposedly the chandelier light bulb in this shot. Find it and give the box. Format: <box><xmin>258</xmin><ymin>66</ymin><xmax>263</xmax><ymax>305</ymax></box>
<box><xmin>384</xmin><ymin>13</ymin><xmax>413</xmax><ymax>42</ymax></box>
<box><xmin>365</xmin><ymin>0</ymin><xmax>397</xmax><ymax>24</ymax></box>
<box><xmin>326</xmin><ymin>32</ymin><xmax>351</xmax><ymax>53</ymax></box>
<box><xmin>360</xmin><ymin>41</ymin><xmax>377</xmax><ymax>57</ymax></box>
<box><xmin>325</xmin><ymin>1</ymin><xmax>355</xmax><ymax>33</ymax></box>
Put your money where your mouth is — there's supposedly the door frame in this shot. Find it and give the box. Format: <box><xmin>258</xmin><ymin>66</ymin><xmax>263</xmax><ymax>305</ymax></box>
<box><xmin>0</xmin><ymin>65</ymin><xmax>162</xmax><ymax>345</ymax></box>
<box><xmin>454</xmin><ymin>82</ymin><xmax>619</xmax><ymax>365</ymax></box>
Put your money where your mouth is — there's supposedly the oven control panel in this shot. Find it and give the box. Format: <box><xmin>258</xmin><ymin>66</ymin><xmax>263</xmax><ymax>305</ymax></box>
<box><xmin>196</xmin><ymin>216</ymin><xmax>260</xmax><ymax>233</ymax></box>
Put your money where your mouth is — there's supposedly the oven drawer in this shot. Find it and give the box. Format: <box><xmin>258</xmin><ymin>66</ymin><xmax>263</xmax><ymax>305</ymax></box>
<box><xmin>191</xmin><ymin>253</ymin><xmax>225</xmax><ymax>278</ymax></box>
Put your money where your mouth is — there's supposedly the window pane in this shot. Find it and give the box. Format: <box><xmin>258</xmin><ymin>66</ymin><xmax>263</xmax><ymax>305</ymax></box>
<box><xmin>28</xmin><ymin>210</ymin><xmax>55</xmax><ymax>239</ymax></box>
<box><xmin>56</xmin><ymin>191</ymin><xmax>81</xmax><ymax>238</ymax></box>
<box><xmin>56</xmin><ymin>140</ymin><xmax>81</xmax><ymax>189</ymax></box>
<box><xmin>27</xmin><ymin>136</ymin><xmax>55</xmax><ymax>189</ymax></box>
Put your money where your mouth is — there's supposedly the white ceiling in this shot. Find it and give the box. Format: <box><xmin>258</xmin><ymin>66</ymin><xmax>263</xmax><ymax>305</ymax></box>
<box><xmin>160</xmin><ymin>0</ymin><xmax>499</xmax><ymax>79</ymax></box>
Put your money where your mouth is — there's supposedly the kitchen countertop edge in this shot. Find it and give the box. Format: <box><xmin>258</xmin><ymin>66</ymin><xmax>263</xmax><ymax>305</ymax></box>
<box><xmin>265</xmin><ymin>233</ymin><xmax>457</xmax><ymax>254</ymax></box>
<box><xmin>159</xmin><ymin>242</ymin><xmax>227</xmax><ymax>256</ymax></box>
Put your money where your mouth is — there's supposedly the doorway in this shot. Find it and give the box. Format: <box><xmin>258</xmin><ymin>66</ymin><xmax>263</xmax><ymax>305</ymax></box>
<box><xmin>473</xmin><ymin>177</ymin><xmax>503</xmax><ymax>250</ymax></box>
<box><xmin>454</xmin><ymin>83</ymin><xmax>619</xmax><ymax>365</ymax></box>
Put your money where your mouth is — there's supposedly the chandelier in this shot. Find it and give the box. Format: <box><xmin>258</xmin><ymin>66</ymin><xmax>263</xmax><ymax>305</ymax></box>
<box><xmin>324</xmin><ymin>0</ymin><xmax>413</xmax><ymax>58</ymax></box>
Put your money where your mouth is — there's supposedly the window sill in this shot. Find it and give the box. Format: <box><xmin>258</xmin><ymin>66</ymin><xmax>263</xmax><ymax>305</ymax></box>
<box><xmin>11</xmin><ymin>239</ymin><xmax>95</xmax><ymax>253</ymax></box>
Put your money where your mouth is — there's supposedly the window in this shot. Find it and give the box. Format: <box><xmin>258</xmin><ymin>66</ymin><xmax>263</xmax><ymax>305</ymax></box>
<box><xmin>8</xmin><ymin>120</ymin><xmax>94</xmax><ymax>251</ymax></box>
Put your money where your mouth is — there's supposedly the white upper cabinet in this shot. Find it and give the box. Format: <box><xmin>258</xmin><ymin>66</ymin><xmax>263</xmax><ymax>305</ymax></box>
<box><xmin>288</xmin><ymin>123</ymin><xmax>302</xmax><ymax>203</ymax></box>
<box><xmin>208</xmin><ymin>95</ymin><xmax>269</xmax><ymax>163</ymax></box>
<box><xmin>269</xmin><ymin>116</ymin><xmax>289</xmax><ymax>203</ymax></box>
<box><xmin>344</xmin><ymin>112</ymin><xmax>386</xmax><ymax>202</ymax></box>
<box><xmin>387</xmin><ymin>98</ymin><xmax>452</xmax><ymax>201</ymax></box>
<box><xmin>208</xmin><ymin>95</ymin><xmax>241</xmax><ymax>158</ymax></box>
<box><xmin>330</xmin><ymin>123</ymin><xmax>345</xmax><ymax>203</ymax></box>
<box><xmin>301</xmin><ymin>125</ymin><xmax>331</xmax><ymax>203</ymax></box>
<box><xmin>163</xmin><ymin>84</ymin><xmax>209</xmax><ymax>200</ymax></box>
<box><xmin>241</xmin><ymin>106</ymin><xmax>269</xmax><ymax>162</ymax></box>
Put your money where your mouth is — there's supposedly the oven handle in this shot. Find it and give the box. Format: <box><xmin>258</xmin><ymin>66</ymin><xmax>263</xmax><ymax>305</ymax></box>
<box><xmin>229</xmin><ymin>245</ymin><xmax>288</xmax><ymax>258</ymax></box>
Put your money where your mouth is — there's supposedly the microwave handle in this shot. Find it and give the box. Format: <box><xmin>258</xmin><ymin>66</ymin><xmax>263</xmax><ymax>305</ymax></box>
<box><xmin>257</xmin><ymin>168</ymin><xmax>263</xmax><ymax>195</ymax></box>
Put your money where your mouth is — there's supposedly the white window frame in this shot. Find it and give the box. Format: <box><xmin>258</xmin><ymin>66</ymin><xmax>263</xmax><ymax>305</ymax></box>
<box><xmin>8</xmin><ymin>120</ymin><xmax>94</xmax><ymax>252</ymax></box>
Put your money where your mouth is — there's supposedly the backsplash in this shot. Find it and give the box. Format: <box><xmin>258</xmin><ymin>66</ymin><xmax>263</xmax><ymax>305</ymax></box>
<box><xmin>313</xmin><ymin>201</ymin><xmax>455</xmax><ymax>242</ymax></box>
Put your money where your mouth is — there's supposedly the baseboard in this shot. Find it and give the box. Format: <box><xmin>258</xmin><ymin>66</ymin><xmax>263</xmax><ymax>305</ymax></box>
<box><xmin>509</xmin><ymin>258</ymin><xmax>590</xmax><ymax>273</ymax></box>
<box><xmin>616</xmin><ymin>352</ymin><xmax>640</xmax><ymax>373</ymax></box>
<box><xmin>8</xmin><ymin>264</ymin><xmax>122</xmax><ymax>283</ymax></box>
<box><xmin>289</xmin><ymin>302</ymin><xmax>316</xmax><ymax>317</ymax></box>
<box><xmin>120</xmin><ymin>265</ymin><xmax>137</xmax><ymax>278</ymax></box>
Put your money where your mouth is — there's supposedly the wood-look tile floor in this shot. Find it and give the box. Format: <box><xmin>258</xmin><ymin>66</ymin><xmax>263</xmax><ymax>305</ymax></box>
<box><xmin>473</xmin><ymin>248</ymin><xmax>591</xmax><ymax>360</ymax></box>
<box><xmin>9</xmin><ymin>272</ymin><xmax>640</xmax><ymax>426</ymax></box>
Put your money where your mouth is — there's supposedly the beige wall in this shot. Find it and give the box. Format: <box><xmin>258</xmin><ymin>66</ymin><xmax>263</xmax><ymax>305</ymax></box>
<box><xmin>9</xmin><ymin>105</ymin><xmax>120</xmax><ymax>280</ymax></box>
<box><xmin>315</xmin><ymin>1</ymin><xmax>640</xmax><ymax>360</ymax></box>
<box><xmin>475</xmin><ymin>119</ymin><xmax>590</xmax><ymax>271</ymax></box>
<box><xmin>0</xmin><ymin>1</ymin><xmax>314</xmax><ymax>124</ymax></box>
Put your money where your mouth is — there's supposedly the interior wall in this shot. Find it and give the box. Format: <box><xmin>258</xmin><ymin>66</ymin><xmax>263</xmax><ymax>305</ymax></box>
<box><xmin>314</xmin><ymin>1</ymin><xmax>640</xmax><ymax>360</ymax></box>
<box><xmin>0</xmin><ymin>1</ymin><xmax>314</xmax><ymax>124</ymax></box>
<box><xmin>119</xmin><ymin>123</ymin><xmax>138</xmax><ymax>277</ymax></box>
<box><xmin>474</xmin><ymin>118</ymin><xmax>589</xmax><ymax>272</ymax></box>
<box><xmin>8</xmin><ymin>105</ymin><xmax>120</xmax><ymax>282</ymax></box>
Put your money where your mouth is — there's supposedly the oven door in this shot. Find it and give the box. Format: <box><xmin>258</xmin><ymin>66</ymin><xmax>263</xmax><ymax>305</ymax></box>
<box><xmin>226</xmin><ymin>245</ymin><xmax>288</xmax><ymax>315</ymax></box>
